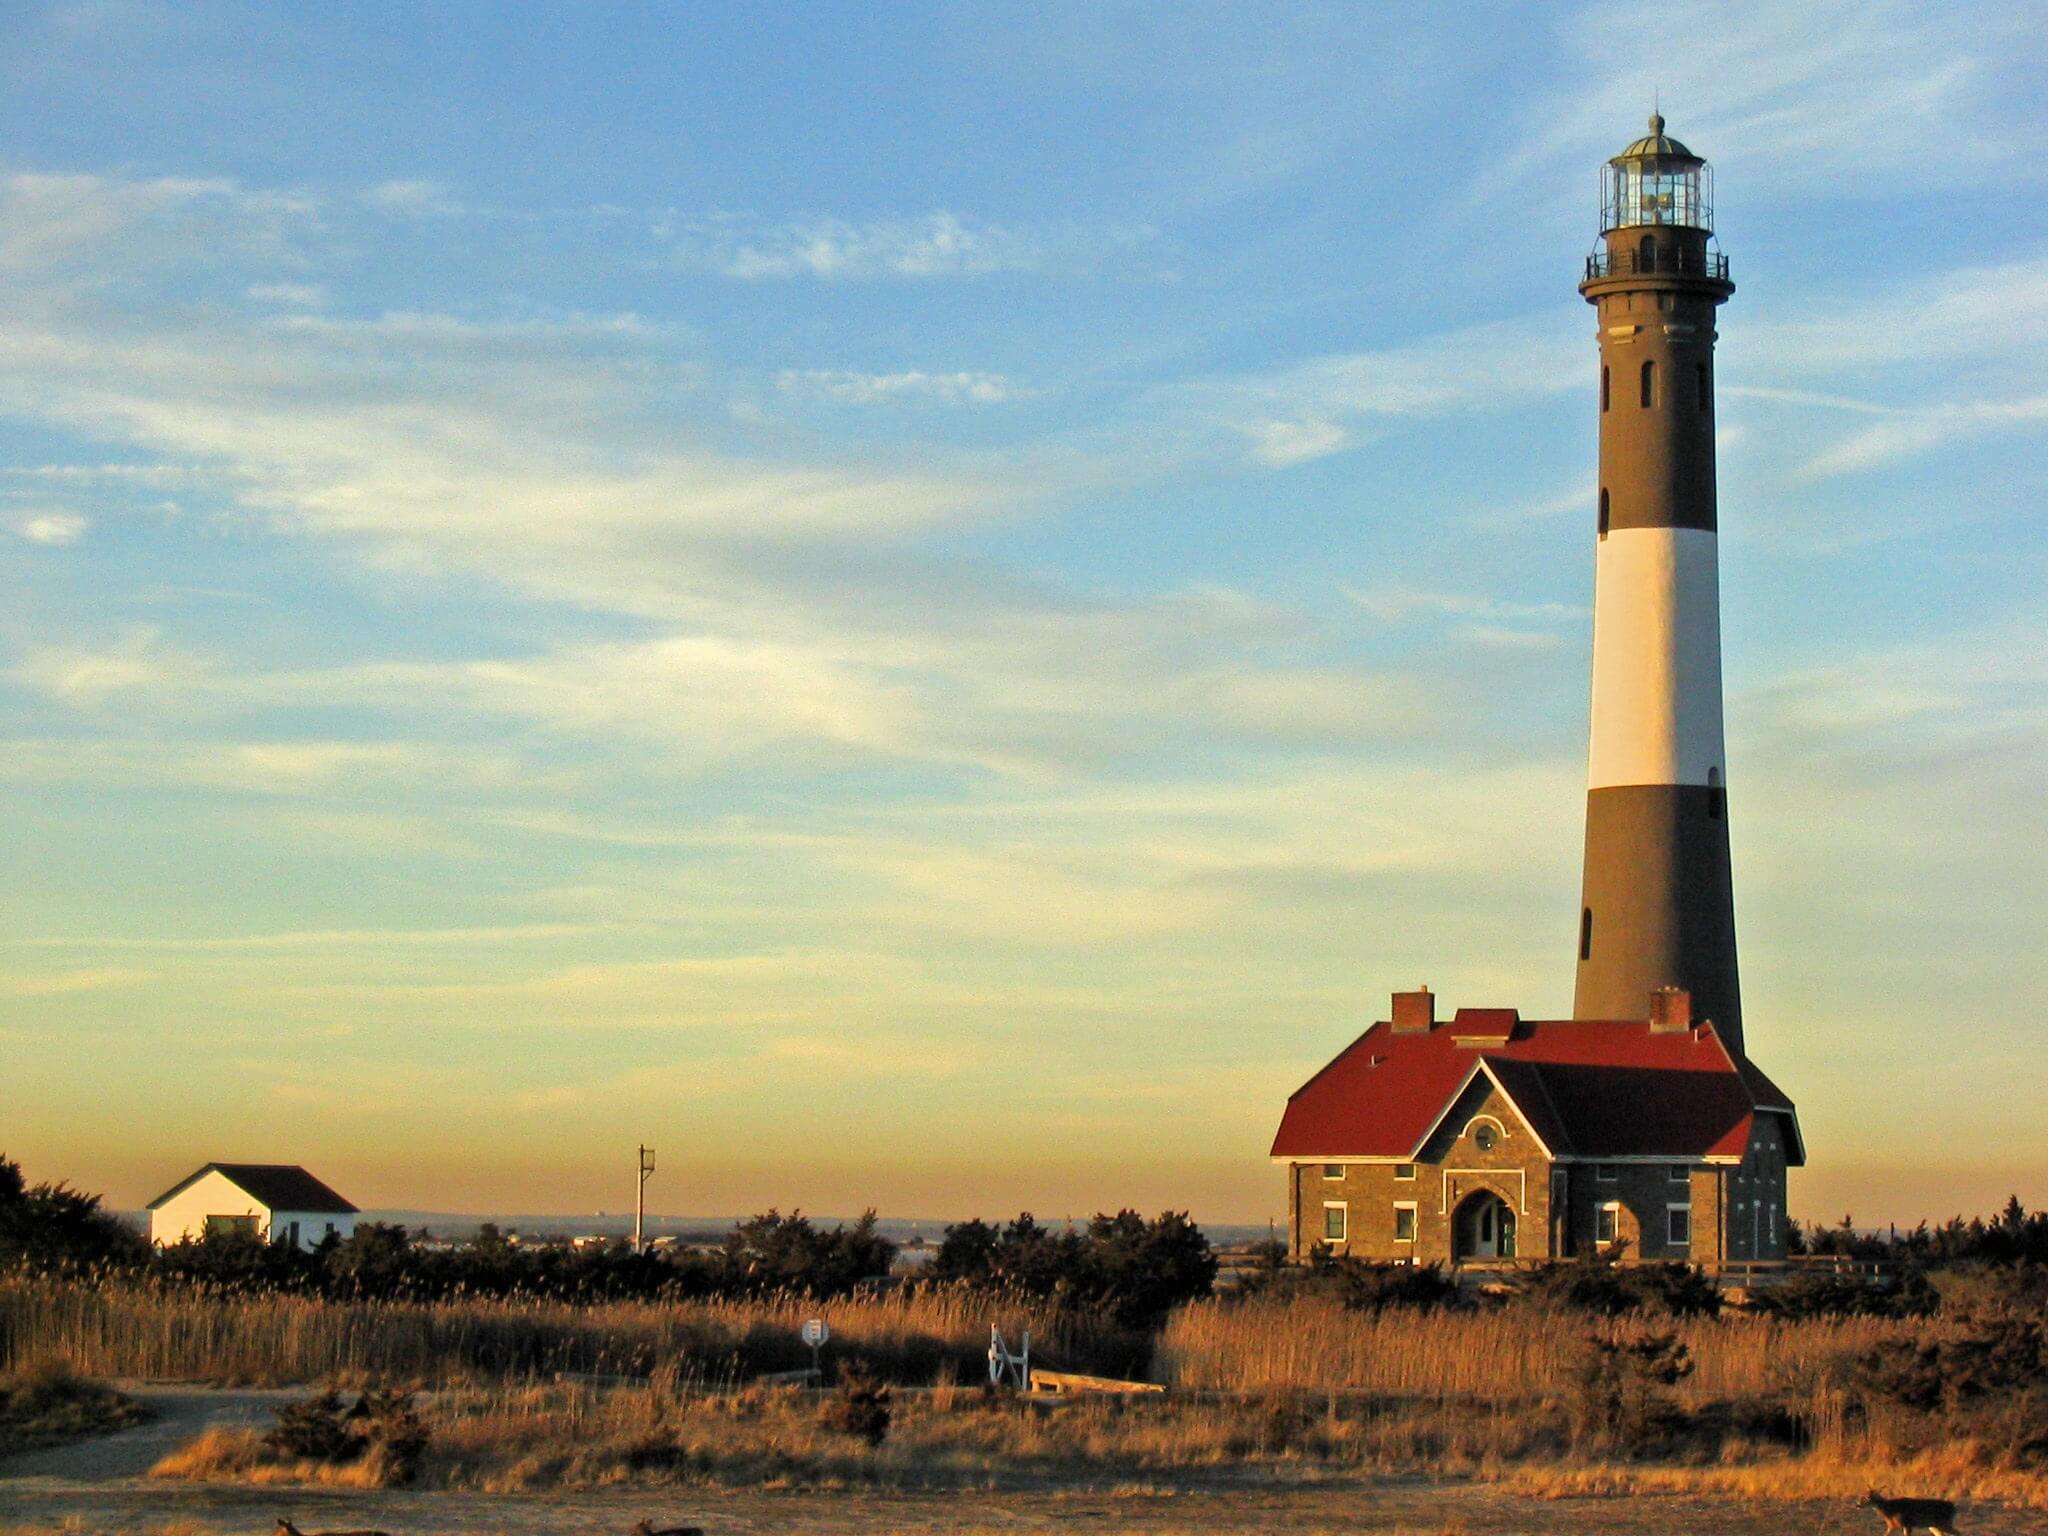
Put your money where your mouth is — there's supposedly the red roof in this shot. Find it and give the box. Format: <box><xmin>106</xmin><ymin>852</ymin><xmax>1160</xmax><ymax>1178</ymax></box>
<box><xmin>1271</xmin><ymin>1012</ymin><xmax>1801</xmax><ymax>1164</ymax></box>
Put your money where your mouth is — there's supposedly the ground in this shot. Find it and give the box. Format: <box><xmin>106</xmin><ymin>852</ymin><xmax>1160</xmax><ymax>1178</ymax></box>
<box><xmin>4</xmin><ymin>1385</ymin><xmax>2045</xmax><ymax>1536</ymax></box>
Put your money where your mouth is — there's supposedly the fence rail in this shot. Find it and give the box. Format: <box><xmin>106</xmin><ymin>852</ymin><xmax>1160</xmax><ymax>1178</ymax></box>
<box><xmin>1585</xmin><ymin>247</ymin><xmax>1730</xmax><ymax>281</ymax></box>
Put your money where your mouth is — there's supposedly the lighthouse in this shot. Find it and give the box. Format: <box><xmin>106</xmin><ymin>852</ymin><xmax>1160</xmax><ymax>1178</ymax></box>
<box><xmin>1572</xmin><ymin>116</ymin><xmax>1744</xmax><ymax>1055</ymax></box>
<box><xmin>1268</xmin><ymin>118</ymin><xmax>1802</xmax><ymax>1265</ymax></box>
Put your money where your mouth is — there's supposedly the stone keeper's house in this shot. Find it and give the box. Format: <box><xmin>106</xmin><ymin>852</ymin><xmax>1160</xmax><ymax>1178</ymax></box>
<box><xmin>1270</xmin><ymin>987</ymin><xmax>1802</xmax><ymax>1265</ymax></box>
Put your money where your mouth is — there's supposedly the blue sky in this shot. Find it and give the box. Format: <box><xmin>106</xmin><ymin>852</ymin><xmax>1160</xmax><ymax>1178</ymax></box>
<box><xmin>2</xmin><ymin>0</ymin><xmax>2044</xmax><ymax>1224</ymax></box>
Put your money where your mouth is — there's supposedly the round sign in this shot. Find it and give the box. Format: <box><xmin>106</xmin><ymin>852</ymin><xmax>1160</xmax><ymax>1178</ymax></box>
<box><xmin>801</xmin><ymin>1317</ymin><xmax>829</xmax><ymax>1347</ymax></box>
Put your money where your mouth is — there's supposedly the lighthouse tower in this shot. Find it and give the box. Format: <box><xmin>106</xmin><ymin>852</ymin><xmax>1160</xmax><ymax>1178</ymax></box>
<box><xmin>1572</xmin><ymin>116</ymin><xmax>1745</xmax><ymax>1054</ymax></box>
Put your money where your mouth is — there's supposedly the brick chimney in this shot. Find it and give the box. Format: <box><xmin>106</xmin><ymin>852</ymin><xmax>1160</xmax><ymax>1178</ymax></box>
<box><xmin>1648</xmin><ymin>985</ymin><xmax>1692</xmax><ymax>1034</ymax></box>
<box><xmin>1391</xmin><ymin>987</ymin><xmax>1435</xmax><ymax>1034</ymax></box>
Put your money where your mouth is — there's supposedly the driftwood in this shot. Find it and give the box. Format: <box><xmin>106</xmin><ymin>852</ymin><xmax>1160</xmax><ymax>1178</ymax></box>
<box><xmin>1028</xmin><ymin>1369</ymin><xmax>1164</xmax><ymax>1396</ymax></box>
<box><xmin>630</xmin><ymin>1522</ymin><xmax>707</xmax><ymax>1536</ymax></box>
<box><xmin>276</xmin><ymin>1520</ymin><xmax>393</xmax><ymax>1536</ymax></box>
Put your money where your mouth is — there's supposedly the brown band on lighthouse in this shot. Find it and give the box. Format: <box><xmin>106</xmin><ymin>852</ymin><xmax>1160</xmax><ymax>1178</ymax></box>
<box><xmin>1573</xmin><ymin>783</ymin><xmax>1743</xmax><ymax>1054</ymax></box>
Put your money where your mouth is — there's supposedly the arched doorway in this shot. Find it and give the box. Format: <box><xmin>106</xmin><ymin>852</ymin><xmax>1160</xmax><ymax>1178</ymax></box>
<box><xmin>1454</xmin><ymin>1190</ymin><xmax>1518</xmax><ymax>1261</ymax></box>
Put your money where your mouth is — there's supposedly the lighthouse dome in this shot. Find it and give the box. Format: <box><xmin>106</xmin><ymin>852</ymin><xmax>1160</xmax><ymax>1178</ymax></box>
<box><xmin>1613</xmin><ymin>113</ymin><xmax>1703</xmax><ymax>165</ymax></box>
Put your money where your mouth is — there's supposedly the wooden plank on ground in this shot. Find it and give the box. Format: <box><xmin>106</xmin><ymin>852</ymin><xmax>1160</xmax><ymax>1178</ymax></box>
<box><xmin>1028</xmin><ymin>1369</ymin><xmax>1164</xmax><ymax>1396</ymax></box>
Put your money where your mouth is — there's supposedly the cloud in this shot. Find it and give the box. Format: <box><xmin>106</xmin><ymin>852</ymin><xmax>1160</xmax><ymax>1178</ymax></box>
<box><xmin>361</xmin><ymin>179</ymin><xmax>463</xmax><ymax>216</ymax></box>
<box><xmin>1495</xmin><ymin>0</ymin><xmax>2031</xmax><ymax>216</ymax></box>
<box><xmin>13</xmin><ymin>922</ymin><xmax>606</xmax><ymax>953</ymax></box>
<box><xmin>11</xmin><ymin>629</ymin><xmax>188</xmax><ymax>703</ymax></box>
<box><xmin>0</xmin><ymin>171</ymin><xmax>316</xmax><ymax>282</ymax></box>
<box><xmin>1169</xmin><ymin>314</ymin><xmax>1583</xmax><ymax>469</ymax></box>
<box><xmin>1344</xmin><ymin>585</ymin><xmax>1584</xmax><ymax>626</ymax></box>
<box><xmin>0</xmin><ymin>967</ymin><xmax>155</xmax><ymax>997</ymax></box>
<box><xmin>777</xmin><ymin>369</ymin><xmax>1025</xmax><ymax>405</ymax></box>
<box><xmin>1797</xmin><ymin>395</ymin><xmax>2048</xmax><ymax>480</ymax></box>
<box><xmin>246</xmin><ymin>282</ymin><xmax>327</xmax><ymax>307</ymax></box>
<box><xmin>1246</xmin><ymin>418</ymin><xmax>1348</xmax><ymax>467</ymax></box>
<box><xmin>13</xmin><ymin>511</ymin><xmax>88</xmax><ymax>544</ymax></box>
<box><xmin>664</xmin><ymin>211</ymin><xmax>1153</xmax><ymax>281</ymax></box>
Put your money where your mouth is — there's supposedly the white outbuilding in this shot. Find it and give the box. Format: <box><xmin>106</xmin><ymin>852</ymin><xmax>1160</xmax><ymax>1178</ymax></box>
<box><xmin>146</xmin><ymin>1163</ymin><xmax>359</xmax><ymax>1251</ymax></box>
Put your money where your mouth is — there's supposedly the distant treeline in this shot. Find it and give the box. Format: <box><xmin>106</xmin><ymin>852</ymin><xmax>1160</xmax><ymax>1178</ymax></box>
<box><xmin>1791</xmin><ymin>1197</ymin><xmax>2048</xmax><ymax>1266</ymax></box>
<box><xmin>6</xmin><ymin>1154</ymin><xmax>2045</xmax><ymax>1324</ymax></box>
<box><xmin>0</xmin><ymin>1156</ymin><xmax>1215</xmax><ymax>1322</ymax></box>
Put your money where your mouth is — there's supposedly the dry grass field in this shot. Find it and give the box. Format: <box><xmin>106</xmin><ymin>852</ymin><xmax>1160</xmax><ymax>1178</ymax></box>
<box><xmin>6</xmin><ymin>1278</ymin><xmax>2045</xmax><ymax>1526</ymax></box>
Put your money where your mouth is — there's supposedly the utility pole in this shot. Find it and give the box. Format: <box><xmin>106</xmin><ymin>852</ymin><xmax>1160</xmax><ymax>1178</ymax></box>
<box><xmin>634</xmin><ymin>1145</ymin><xmax>656</xmax><ymax>1254</ymax></box>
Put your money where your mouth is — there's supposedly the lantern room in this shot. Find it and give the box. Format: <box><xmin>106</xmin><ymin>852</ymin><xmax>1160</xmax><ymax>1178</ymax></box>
<box><xmin>1586</xmin><ymin>115</ymin><xmax>1729</xmax><ymax>286</ymax></box>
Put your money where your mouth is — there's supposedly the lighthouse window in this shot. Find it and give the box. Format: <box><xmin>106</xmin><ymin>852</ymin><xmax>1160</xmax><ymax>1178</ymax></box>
<box><xmin>1597</xmin><ymin>490</ymin><xmax>1610</xmax><ymax>540</ymax></box>
<box><xmin>1697</xmin><ymin>362</ymin><xmax>1709</xmax><ymax>412</ymax></box>
<box><xmin>1640</xmin><ymin>359</ymin><xmax>1657</xmax><ymax>408</ymax></box>
<box><xmin>1601</xmin><ymin>367</ymin><xmax>1610</xmax><ymax>412</ymax></box>
<box><xmin>1579</xmin><ymin>907</ymin><xmax>1593</xmax><ymax>960</ymax></box>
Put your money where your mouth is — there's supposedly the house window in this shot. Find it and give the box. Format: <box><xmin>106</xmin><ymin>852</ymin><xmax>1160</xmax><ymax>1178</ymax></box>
<box><xmin>1322</xmin><ymin>1164</ymin><xmax>1344</xmax><ymax>1181</ymax></box>
<box><xmin>1474</xmin><ymin>1124</ymin><xmax>1498</xmax><ymax>1153</ymax></box>
<box><xmin>1393</xmin><ymin>1204</ymin><xmax>1418</xmax><ymax>1242</ymax></box>
<box><xmin>1596</xmin><ymin>1164</ymin><xmax>1618</xmax><ymax>1183</ymax></box>
<box><xmin>1580</xmin><ymin>906</ymin><xmax>1594</xmax><ymax>958</ymax></box>
<box><xmin>1667</xmin><ymin>1205</ymin><xmax>1691</xmax><ymax>1246</ymax></box>
<box><xmin>1596</xmin><ymin>493</ymin><xmax>1609</xmax><ymax>541</ymax></box>
<box><xmin>204</xmin><ymin>1214</ymin><xmax>259</xmax><ymax>1238</ymax></box>
<box><xmin>324</xmin><ymin>1222</ymin><xmax>337</xmax><ymax>1238</ymax></box>
<box><xmin>1641</xmin><ymin>358</ymin><xmax>1657</xmax><ymax>408</ymax></box>
<box><xmin>1669</xmin><ymin>1164</ymin><xmax>1691</xmax><ymax>1184</ymax></box>
<box><xmin>1394</xmin><ymin>1163</ymin><xmax>1417</xmax><ymax>1181</ymax></box>
<box><xmin>283</xmin><ymin>1220</ymin><xmax>301</xmax><ymax>1248</ymax></box>
<box><xmin>1323</xmin><ymin>1203</ymin><xmax>1348</xmax><ymax>1242</ymax></box>
<box><xmin>1597</xmin><ymin>1203</ymin><xmax>1621</xmax><ymax>1244</ymax></box>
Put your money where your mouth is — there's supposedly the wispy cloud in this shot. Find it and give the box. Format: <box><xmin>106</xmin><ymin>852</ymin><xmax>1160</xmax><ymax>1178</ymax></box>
<box><xmin>662</xmin><ymin>210</ymin><xmax>1154</xmax><ymax>281</ymax></box>
<box><xmin>1798</xmin><ymin>395</ymin><xmax>2048</xmax><ymax>480</ymax></box>
<box><xmin>0</xmin><ymin>966</ymin><xmax>155</xmax><ymax>997</ymax></box>
<box><xmin>777</xmin><ymin>369</ymin><xmax>1025</xmax><ymax>405</ymax></box>
<box><xmin>361</xmin><ymin>179</ymin><xmax>464</xmax><ymax>217</ymax></box>
<box><xmin>12</xmin><ymin>511</ymin><xmax>88</xmax><ymax>544</ymax></box>
<box><xmin>1168</xmin><ymin>314</ymin><xmax>1583</xmax><ymax>469</ymax></box>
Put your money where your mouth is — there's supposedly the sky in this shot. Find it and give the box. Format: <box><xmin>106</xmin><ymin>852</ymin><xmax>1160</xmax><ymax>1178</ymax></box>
<box><xmin>2</xmin><ymin>1</ymin><xmax>2044</xmax><ymax>1229</ymax></box>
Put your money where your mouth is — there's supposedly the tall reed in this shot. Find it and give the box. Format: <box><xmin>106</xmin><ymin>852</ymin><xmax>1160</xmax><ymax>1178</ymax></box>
<box><xmin>0</xmin><ymin>1278</ymin><xmax>1135</xmax><ymax>1387</ymax></box>
<box><xmin>1154</xmin><ymin>1296</ymin><xmax>1930</xmax><ymax>1402</ymax></box>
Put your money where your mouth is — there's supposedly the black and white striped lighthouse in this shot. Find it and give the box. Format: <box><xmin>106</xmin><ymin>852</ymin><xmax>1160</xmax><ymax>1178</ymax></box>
<box><xmin>1572</xmin><ymin>116</ymin><xmax>1745</xmax><ymax>1055</ymax></box>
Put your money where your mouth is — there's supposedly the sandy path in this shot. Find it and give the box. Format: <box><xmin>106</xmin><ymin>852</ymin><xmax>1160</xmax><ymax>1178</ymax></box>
<box><xmin>4</xmin><ymin>1387</ymin><xmax>2046</xmax><ymax>1535</ymax></box>
<box><xmin>0</xmin><ymin>1383</ymin><xmax>299</xmax><ymax>1482</ymax></box>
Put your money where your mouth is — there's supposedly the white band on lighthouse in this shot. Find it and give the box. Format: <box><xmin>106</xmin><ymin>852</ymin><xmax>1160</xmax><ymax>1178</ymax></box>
<box><xmin>1586</xmin><ymin>526</ymin><xmax>1726</xmax><ymax>790</ymax></box>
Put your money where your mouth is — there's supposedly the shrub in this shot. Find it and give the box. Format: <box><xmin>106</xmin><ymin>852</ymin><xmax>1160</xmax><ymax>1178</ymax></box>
<box><xmin>819</xmin><ymin>1365</ymin><xmax>891</xmax><ymax>1446</ymax></box>
<box><xmin>1521</xmin><ymin>1259</ymin><xmax>1720</xmax><ymax>1318</ymax></box>
<box><xmin>1752</xmin><ymin>1268</ymin><xmax>1938</xmax><ymax>1321</ymax></box>
<box><xmin>263</xmin><ymin>1387</ymin><xmax>428</xmax><ymax>1483</ymax></box>
<box><xmin>1569</xmin><ymin>1330</ymin><xmax>1694</xmax><ymax>1454</ymax></box>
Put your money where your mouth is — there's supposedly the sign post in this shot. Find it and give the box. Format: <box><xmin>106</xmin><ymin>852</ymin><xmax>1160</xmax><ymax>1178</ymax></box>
<box><xmin>801</xmin><ymin>1316</ymin><xmax>829</xmax><ymax>1379</ymax></box>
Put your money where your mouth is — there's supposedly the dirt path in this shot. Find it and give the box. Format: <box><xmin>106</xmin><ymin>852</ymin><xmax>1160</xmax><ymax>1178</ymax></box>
<box><xmin>4</xmin><ymin>1387</ymin><xmax>2046</xmax><ymax>1536</ymax></box>
<box><xmin>0</xmin><ymin>1382</ymin><xmax>298</xmax><ymax>1482</ymax></box>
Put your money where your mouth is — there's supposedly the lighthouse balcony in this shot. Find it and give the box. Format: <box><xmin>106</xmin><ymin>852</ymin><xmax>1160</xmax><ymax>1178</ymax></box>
<box><xmin>1585</xmin><ymin>246</ymin><xmax>1730</xmax><ymax>282</ymax></box>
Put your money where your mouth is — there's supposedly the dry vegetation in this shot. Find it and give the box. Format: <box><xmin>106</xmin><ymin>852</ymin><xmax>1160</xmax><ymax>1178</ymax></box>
<box><xmin>0</xmin><ymin>1358</ymin><xmax>145</xmax><ymax>1456</ymax></box>
<box><xmin>0</xmin><ymin>1277</ymin><xmax>1138</xmax><ymax>1387</ymax></box>
<box><xmin>8</xmin><ymin>1276</ymin><xmax>2042</xmax><ymax>1511</ymax></box>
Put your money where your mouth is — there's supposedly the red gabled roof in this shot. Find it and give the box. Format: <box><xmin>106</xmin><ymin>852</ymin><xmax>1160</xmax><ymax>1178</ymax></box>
<box><xmin>1270</xmin><ymin>1013</ymin><xmax>1802</xmax><ymax>1164</ymax></box>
